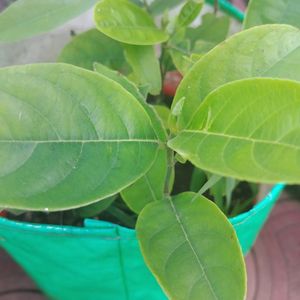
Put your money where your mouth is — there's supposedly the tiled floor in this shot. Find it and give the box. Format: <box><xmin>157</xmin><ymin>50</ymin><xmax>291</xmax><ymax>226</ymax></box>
<box><xmin>1</xmin><ymin>196</ymin><xmax>300</xmax><ymax>299</ymax></box>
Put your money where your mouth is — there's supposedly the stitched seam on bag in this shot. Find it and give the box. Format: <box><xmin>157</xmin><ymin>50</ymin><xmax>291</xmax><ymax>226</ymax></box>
<box><xmin>117</xmin><ymin>227</ymin><xmax>130</xmax><ymax>300</ymax></box>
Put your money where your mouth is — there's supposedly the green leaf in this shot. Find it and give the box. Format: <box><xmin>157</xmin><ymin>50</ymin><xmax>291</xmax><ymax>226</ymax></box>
<box><xmin>124</xmin><ymin>44</ymin><xmax>162</xmax><ymax>95</ymax></box>
<box><xmin>0</xmin><ymin>0</ymin><xmax>98</xmax><ymax>43</ymax></box>
<box><xmin>0</xmin><ymin>63</ymin><xmax>160</xmax><ymax>211</ymax></box>
<box><xmin>172</xmin><ymin>24</ymin><xmax>300</xmax><ymax>130</ymax></box>
<box><xmin>149</xmin><ymin>0</ymin><xmax>183</xmax><ymax>16</ymax></box>
<box><xmin>75</xmin><ymin>195</ymin><xmax>116</xmax><ymax>218</ymax></box>
<box><xmin>168</xmin><ymin>40</ymin><xmax>194</xmax><ymax>75</ymax></box>
<box><xmin>57</xmin><ymin>29</ymin><xmax>127</xmax><ymax>72</ymax></box>
<box><xmin>137</xmin><ymin>192</ymin><xmax>246</xmax><ymax>300</ymax></box>
<box><xmin>244</xmin><ymin>0</ymin><xmax>300</xmax><ymax>29</ymax></box>
<box><xmin>94</xmin><ymin>62</ymin><xmax>168</xmax><ymax>214</ymax></box>
<box><xmin>121</xmin><ymin>148</ymin><xmax>168</xmax><ymax>213</ymax></box>
<box><xmin>94</xmin><ymin>0</ymin><xmax>169</xmax><ymax>45</ymax></box>
<box><xmin>93</xmin><ymin>62</ymin><xmax>167</xmax><ymax>141</ymax></box>
<box><xmin>153</xmin><ymin>105</ymin><xmax>171</xmax><ymax>131</ymax></box>
<box><xmin>186</xmin><ymin>13</ymin><xmax>230</xmax><ymax>48</ymax></box>
<box><xmin>169</xmin><ymin>78</ymin><xmax>300</xmax><ymax>184</ymax></box>
<box><xmin>176</xmin><ymin>0</ymin><xmax>204</xmax><ymax>28</ymax></box>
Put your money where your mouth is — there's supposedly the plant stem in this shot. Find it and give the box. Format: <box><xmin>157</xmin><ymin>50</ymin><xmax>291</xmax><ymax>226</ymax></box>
<box><xmin>214</xmin><ymin>0</ymin><xmax>219</xmax><ymax>14</ymax></box>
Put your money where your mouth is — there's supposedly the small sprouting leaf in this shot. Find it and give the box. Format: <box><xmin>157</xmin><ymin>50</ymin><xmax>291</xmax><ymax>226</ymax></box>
<box><xmin>176</xmin><ymin>0</ymin><xmax>204</xmax><ymax>28</ymax></box>
<box><xmin>0</xmin><ymin>63</ymin><xmax>160</xmax><ymax>211</ymax></box>
<box><xmin>0</xmin><ymin>0</ymin><xmax>98</xmax><ymax>43</ymax></box>
<box><xmin>137</xmin><ymin>192</ymin><xmax>246</xmax><ymax>300</ymax></box>
<box><xmin>57</xmin><ymin>29</ymin><xmax>127</xmax><ymax>71</ymax></box>
<box><xmin>172</xmin><ymin>24</ymin><xmax>300</xmax><ymax>130</ymax></box>
<box><xmin>94</xmin><ymin>0</ymin><xmax>169</xmax><ymax>45</ymax></box>
<box><xmin>169</xmin><ymin>78</ymin><xmax>300</xmax><ymax>184</ymax></box>
<box><xmin>244</xmin><ymin>0</ymin><xmax>300</xmax><ymax>29</ymax></box>
<box><xmin>124</xmin><ymin>44</ymin><xmax>162</xmax><ymax>95</ymax></box>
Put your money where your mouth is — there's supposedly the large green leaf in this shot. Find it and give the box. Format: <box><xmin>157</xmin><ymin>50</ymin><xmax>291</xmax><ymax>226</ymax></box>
<box><xmin>169</xmin><ymin>78</ymin><xmax>300</xmax><ymax>184</ymax></box>
<box><xmin>93</xmin><ymin>62</ymin><xmax>167</xmax><ymax>141</ymax></box>
<box><xmin>93</xmin><ymin>63</ymin><xmax>168</xmax><ymax>213</ymax></box>
<box><xmin>57</xmin><ymin>29</ymin><xmax>127</xmax><ymax>71</ymax></box>
<box><xmin>137</xmin><ymin>192</ymin><xmax>246</xmax><ymax>300</ymax></box>
<box><xmin>172</xmin><ymin>24</ymin><xmax>300</xmax><ymax>130</ymax></box>
<box><xmin>124</xmin><ymin>44</ymin><xmax>162</xmax><ymax>95</ymax></box>
<box><xmin>244</xmin><ymin>0</ymin><xmax>300</xmax><ymax>29</ymax></box>
<box><xmin>94</xmin><ymin>0</ymin><xmax>169</xmax><ymax>45</ymax></box>
<box><xmin>0</xmin><ymin>63</ymin><xmax>160</xmax><ymax>211</ymax></box>
<box><xmin>0</xmin><ymin>0</ymin><xmax>98</xmax><ymax>43</ymax></box>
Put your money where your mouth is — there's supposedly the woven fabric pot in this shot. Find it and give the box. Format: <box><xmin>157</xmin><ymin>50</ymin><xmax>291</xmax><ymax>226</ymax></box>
<box><xmin>0</xmin><ymin>184</ymin><xmax>283</xmax><ymax>300</ymax></box>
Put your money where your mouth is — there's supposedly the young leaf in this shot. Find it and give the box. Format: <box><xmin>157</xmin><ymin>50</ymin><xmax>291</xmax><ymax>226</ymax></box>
<box><xmin>121</xmin><ymin>149</ymin><xmax>168</xmax><ymax>213</ymax></box>
<box><xmin>172</xmin><ymin>24</ymin><xmax>300</xmax><ymax>130</ymax></box>
<box><xmin>124</xmin><ymin>45</ymin><xmax>162</xmax><ymax>95</ymax></box>
<box><xmin>149</xmin><ymin>0</ymin><xmax>183</xmax><ymax>16</ymax></box>
<box><xmin>244</xmin><ymin>0</ymin><xmax>300</xmax><ymax>29</ymax></box>
<box><xmin>57</xmin><ymin>29</ymin><xmax>127</xmax><ymax>71</ymax></box>
<box><xmin>0</xmin><ymin>63</ymin><xmax>160</xmax><ymax>211</ymax></box>
<box><xmin>94</xmin><ymin>0</ymin><xmax>169</xmax><ymax>45</ymax></box>
<box><xmin>137</xmin><ymin>192</ymin><xmax>246</xmax><ymax>300</ymax></box>
<box><xmin>176</xmin><ymin>0</ymin><xmax>204</xmax><ymax>28</ymax></box>
<box><xmin>186</xmin><ymin>13</ymin><xmax>230</xmax><ymax>48</ymax></box>
<box><xmin>93</xmin><ymin>62</ymin><xmax>168</xmax><ymax>213</ymax></box>
<box><xmin>0</xmin><ymin>0</ymin><xmax>98</xmax><ymax>43</ymax></box>
<box><xmin>169</xmin><ymin>78</ymin><xmax>300</xmax><ymax>184</ymax></box>
<box><xmin>153</xmin><ymin>105</ymin><xmax>171</xmax><ymax>131</ymax></box>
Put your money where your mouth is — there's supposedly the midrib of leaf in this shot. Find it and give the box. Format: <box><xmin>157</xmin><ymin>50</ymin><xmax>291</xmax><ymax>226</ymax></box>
<box><xmin>168</xmin><ymin>198</ymin><xmax>219</xmax><ymax>300</ymax></box>
<box><xmin>183</xmin><ymin>130</ymin><xmax>300</xmax><ymax>151</ymax></box>
<box><xmin>144</xmin><ymin>174</ymin><xmax>159</xmax><ymax>202</ymax></box>
<box><xmin>0</xmin><ymin>139</ymin><xmax>159</xmax><ymax>143</ymax></box>
<box><xmin>260</xmin><ymin>44</ymin><xmax>300</xmax><ymax>76</ymax></box>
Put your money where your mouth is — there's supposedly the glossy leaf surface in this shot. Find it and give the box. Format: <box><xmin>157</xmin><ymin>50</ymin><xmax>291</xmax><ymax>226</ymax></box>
<box><xmin>0</xmin><ymin>0</ymin><xmax>98</xmax><ymax>42</ymax></box>
<box><xmin>94</xmin><ymin>0</ymin><xmax>169</xmax><ymax>45</ymax></box>
<box><xmin>0</xmin><ymin>64</ymin><xmax>160</xmax><ymax>211</ymax></box>
<box><xmin>93</xmin><ymin>62</ymin><xmax>167</xmax><ymax>141</ymax></box>
<box><xmin>137</xmin><ymin>192</ymin><xmax>246</xmax><ymax>300</ymax></box>
<box><xmin>94</xmin><ymin>63</ymin><xmax>168</xmax><ymax>214</ymax></box>
<box><xmin>244</xmin><ymin>0</ymin><xmax>300</xmax><ymax>29</ymax></box>
<box><xmin>57</xmin><ymin>29</ymin><xmax>127</xmax><ymax>71</ymax></box>
<box><xmin>172</xmin><ymin>24</ymin><xmax>300</xmax><ymax>130</ymax></box>
<box><xmin>124</xmin><ymin>45</ymin><xmax>162</xmax><ymax>95</ymax></box>
<box><xmin>169</xmin><ymin>79</ymin><xmax>300</xmax><ymax>183</ymax></box>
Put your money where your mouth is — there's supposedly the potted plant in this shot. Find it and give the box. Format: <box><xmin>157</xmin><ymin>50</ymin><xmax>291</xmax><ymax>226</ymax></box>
<box><xmin>0</xmin><ymin>0</ymin><xmax>299</xmax><ymax>299</ymax></box>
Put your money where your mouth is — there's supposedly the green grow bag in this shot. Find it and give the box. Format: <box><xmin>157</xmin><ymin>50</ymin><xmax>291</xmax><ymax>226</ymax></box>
<box><xmin>0</xmin><ymin>184</ymin><xmax>283</xmax><ymax>300</ymax></box>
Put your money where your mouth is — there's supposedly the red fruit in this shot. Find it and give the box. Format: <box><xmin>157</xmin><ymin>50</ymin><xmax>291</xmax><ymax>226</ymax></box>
<box><xmin>163</xmin><ymin>71</ymin><xmax>183</xmax><ymax>97</ymax></box>
<box><xmin>0</xmin><ymin>210</ymin><xmax>7</xmax><ymax>217</ymax></box>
